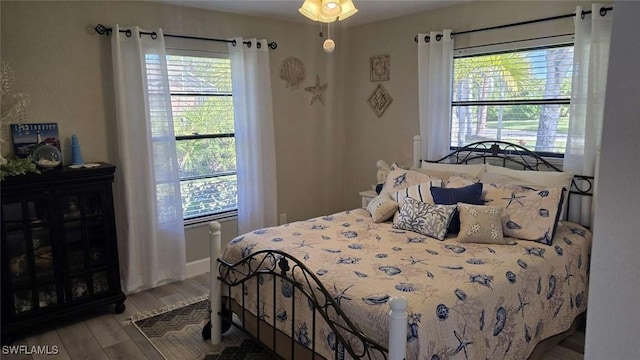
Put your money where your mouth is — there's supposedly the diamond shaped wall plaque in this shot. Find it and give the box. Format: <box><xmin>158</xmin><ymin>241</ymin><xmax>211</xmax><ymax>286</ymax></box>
<box><xmin>367</xmin><ymin>84</ymin><xmax>393</xmax><ymax>117</ymax></box>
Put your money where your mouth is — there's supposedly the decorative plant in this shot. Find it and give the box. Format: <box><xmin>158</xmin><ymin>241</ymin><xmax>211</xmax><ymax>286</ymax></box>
<box><xmin>0</xmin><ymin>157</ymin><xmax>39</xmax><ymax>180</ymax></box>
<box><xmin>0</xmin><ymin>62</ymin><xmax>32</xmax><ymax>178</ymax></box>
<box><xmin>0</xmin><ymin>62</ymin><xmax>30</xmax><ymax>165</ymax></box>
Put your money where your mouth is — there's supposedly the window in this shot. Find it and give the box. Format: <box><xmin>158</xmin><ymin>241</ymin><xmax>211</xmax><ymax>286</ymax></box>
<box><xmin>451</xmin><ymin>36</ymin><xmax>574</xmax><ymax>156</ymax></box>
<box><xmin>166</xmin><ymin>53</ymin><xmax>237</xmax><ymax>222</ymax></box>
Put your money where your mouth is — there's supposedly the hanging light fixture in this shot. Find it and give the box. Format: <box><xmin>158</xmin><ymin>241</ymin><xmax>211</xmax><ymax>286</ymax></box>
<box><xmin>320</xmin><ymin>0</ymin><xmax>342</xmax><ymax>18</ymax></box>
<box><xmin>298</xmin><ymin>0</ymin><xmax>358</xmax><ymax>53</ymax></box>
<box><xmin>299</xmin><ymin>0</ymin><xmax>321</xmax><ymax>21</ymax></box>
<box><xmin>323</xmin><ymin>24</ymin><xmax>335</xmax><ymax>53</ymax></box>
<box><xmin>338</xmin><ymin>0</ymin><xmax>358</xmax><ymax>20</ymax></box>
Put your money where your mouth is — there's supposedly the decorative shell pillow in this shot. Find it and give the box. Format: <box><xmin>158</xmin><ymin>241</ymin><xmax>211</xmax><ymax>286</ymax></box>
<box><xmin>392</xmin><ymin>197</ymin><xmax>456</xmax><ymax>240</ymax></box>
<box><xmin>457</xmin><ymin>203</ymin><xmax>515</xmax><ymax>245</ymax></box>
<box><xmin>380</xmin><ymin>168</ymin><xmax>442</xmax><ymax>197</ymax></box>
<box><xmin>483</xmin><ymin>184</ymin><xmax>565</xmax><ymax>245</ymax></box>
<box><xmin>481</xmin><ymin>164</ymin><xmax>574</xmax><ymax>220</ymax></box>
<box><xmin>366</xmin><ymin>193</ymin><xmax>398</xmax><ymax>223</ymax></box>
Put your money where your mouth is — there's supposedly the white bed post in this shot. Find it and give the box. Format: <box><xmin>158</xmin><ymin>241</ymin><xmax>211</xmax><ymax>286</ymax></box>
<box><xmin>209</xmin><ymin>221</ymin><xmax>222</xmax><ymax>345</ymax></box>
<box><xmin>413</xmin><ymin>135</ymin><xmax>422</xmax><ymax>169</ymax></box>
<box><xmin>388</xmin><ymin>296</ymin><xmax>408</xmax><ymax>360</ymax></box>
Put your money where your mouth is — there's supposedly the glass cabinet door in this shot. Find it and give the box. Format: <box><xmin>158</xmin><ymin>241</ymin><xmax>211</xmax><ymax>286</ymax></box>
<box><xmin>2</xmin><ymin>197</ymin><xmax>61</xmax><ymax>315</ymax></box>
<box><xmin>58</xmin><ymin>188</ymin><xmax>111</xmax><ymax>301</ymax></box>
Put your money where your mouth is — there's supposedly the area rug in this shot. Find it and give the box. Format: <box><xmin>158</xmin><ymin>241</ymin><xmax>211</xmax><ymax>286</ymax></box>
<box><xmin>131</xmin><ymin>296</ymin><xmax>270</xmax><ymax>360</ymax></box>
<box><xmin>131</xmin><ymin>295</ymin><xmax>583</xmax><ymax>360</ymax></box>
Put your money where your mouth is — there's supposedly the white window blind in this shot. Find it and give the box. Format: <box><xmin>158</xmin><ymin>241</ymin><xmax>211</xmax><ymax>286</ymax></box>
<box><xmin>166</xmin><ymin>54</ymin><xmax>237</xmax><ymax>221</ymax></box>
<box><xmin>451</xmin><ymin>39</ymin><xmax>574</xmax><ymax>155</ymax></box>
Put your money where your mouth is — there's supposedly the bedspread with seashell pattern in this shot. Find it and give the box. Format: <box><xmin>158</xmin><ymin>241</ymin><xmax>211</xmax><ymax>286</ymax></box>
<box><xmin>221</xmin><ymin>208</ymin><xmax>591</xmax><ymax>360</ymax></box>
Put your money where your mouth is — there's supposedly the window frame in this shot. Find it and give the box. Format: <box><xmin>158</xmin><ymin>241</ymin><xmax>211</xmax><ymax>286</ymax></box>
<box><xmin>165</xmin><ymin>48</ymin><xmax>238</xmax><ymax>225</ymax></box>
<box><xmin>451</xmin><ymin>34</ymin><xmax>575</xmax><ymax>158</ymax></box>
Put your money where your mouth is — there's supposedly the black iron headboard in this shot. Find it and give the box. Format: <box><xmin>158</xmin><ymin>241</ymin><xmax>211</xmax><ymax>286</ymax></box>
<box><xmin>422</xmin><ymin>141</ymin><xmax>594</xmax><ymax>220</ymax></box>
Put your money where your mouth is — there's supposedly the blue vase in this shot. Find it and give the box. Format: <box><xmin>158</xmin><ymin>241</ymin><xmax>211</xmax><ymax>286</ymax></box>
<box><xmin>71</xmin><ymin>134</ymin><xmax>84</xmax><ymax>165</ymax></box>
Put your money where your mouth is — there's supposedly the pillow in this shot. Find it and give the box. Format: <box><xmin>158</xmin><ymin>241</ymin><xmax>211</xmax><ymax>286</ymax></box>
<box><xmin>482</xmin><ymin>164</ymin><xmax>574</xmax><ymax>219</ymax></box>
<box><xmin>366</xmin><ymin>194</ymin><xmax>398</xmax><ymax>223</ymax></box>
<box><xmin>390</xmin><ymin>180</ymin><xmax>442</xmax><ymax>207</ymax></box>
<box><xmin>380</xmin><ymin>168</ymin><xmax>441</xmax><ymax>196</ymax></box>
<box><xmin>392</xmin><ymin>197</ymin><xmax>456</xmax><ymax>240</ymax></box>
<box><xmin>483</xmin><ymin>184</ymin><xmax>565</xmax><ymax>245</ymax></box>
<box><xmin>457</xmin><ymin>203</ymin><xmax>515</xmax><ymax>245</ymax></box>
<box><xmin>444</xmin><ymin>176</ymin><xmax>477</xmax><ymax>188</ymax></box>
<box><xmin>418</xmin><ymin>162</ymin><xmax>486</xmax><ymax>179</ymax></box>
<box><xmin>430</xmin><ymin>183</ymin><xmax>484</xmax><ymax>233</ymax></box>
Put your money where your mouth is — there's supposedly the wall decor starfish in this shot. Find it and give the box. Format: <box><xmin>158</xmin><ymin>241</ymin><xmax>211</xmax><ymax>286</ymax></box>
<box><xmin>304</xmin><ymin>75</ymin><xmax>327</xmax><ymax>105</ymax></box>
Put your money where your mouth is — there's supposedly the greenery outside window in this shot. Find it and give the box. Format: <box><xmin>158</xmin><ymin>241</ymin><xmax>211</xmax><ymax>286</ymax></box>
<box><xmin>451</xmin><ymin>36</ymin><xmax>574</xmax><ymax>156</ymax></box>
<box><xmin>166</xmin><ymin>52</ymin><xmax>237</xmax><ymax>223</ymax></box>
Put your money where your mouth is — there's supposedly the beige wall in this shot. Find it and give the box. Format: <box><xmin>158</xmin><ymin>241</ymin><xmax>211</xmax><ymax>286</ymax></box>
<box><xmin>0</xmin><ymin>1</ymin><xmax>345</xmax><ymax>262</ymax></box>
<box><xmin>1</xmin><ymin>0</ymin><xmax>610</xmax><ymax>264</ymax></box>
<box><xmin>340</xmin><ymin>0</ymin><xmax>605</xmax><ymax>210</ymax></box>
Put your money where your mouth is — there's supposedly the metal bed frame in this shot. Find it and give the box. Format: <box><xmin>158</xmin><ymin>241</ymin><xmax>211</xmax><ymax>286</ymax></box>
<box><xmin>203</xmin><ymin>136</ymin><xmax>594</xmax><ymax>360</ymax></box>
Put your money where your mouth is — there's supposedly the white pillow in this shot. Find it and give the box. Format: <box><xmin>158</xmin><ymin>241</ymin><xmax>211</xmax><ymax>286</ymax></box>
<box><xmin>418</xmin><ymin>162</ymin><xmax>486</xmax><ymax>179</ymax></box>
<box><xmin>379</xmin><ymin>168</ymin><xmax>441</xmax><ymax>196</ymax></box>
<box><xmin>481</xmin><ymin>164</ymin><xmax>574</xmax><ymax>219</ymax></box>
<box><xmin>366</xmin><ymin>194</ymin><xmax>398</xmax><ymax>223</ymax></box>
<box><xmin>390</xmin><ymin>180</ymin><xmax>442</xmax><ymax>207</ymax></box>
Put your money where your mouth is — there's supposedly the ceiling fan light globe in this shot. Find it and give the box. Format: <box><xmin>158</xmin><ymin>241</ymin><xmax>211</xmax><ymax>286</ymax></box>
<box><xmin>338</xmin><ymin>0</ymin><xmax>358</xmax><ymax>20</ymax></box>
<box><xmin>299</xmin><ymin>0</ymin><xmax>321</xmax><ymax>21</ymax></box>
<box><xmin>320</xmin><ymin>0</ymin><xmax>342</xmax><ymax>17</ymax></box>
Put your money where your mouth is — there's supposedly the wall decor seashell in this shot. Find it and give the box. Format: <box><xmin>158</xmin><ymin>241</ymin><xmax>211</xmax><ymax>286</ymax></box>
<box><xmin>279</xmin><ymin>57</ymin><xmax>305</xmax><ymax>89</ymax></box>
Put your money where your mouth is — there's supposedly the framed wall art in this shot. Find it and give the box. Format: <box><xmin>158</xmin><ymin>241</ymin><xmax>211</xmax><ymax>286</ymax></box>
<box><xmin>367</xmin><ymin>84</ymin><xmax>393</xmax><ymax>117</ymax></box>
<box><xmin>370</xmin><ymin>55</ymin><xmax>390</xmax><ymax>82</ymax></box>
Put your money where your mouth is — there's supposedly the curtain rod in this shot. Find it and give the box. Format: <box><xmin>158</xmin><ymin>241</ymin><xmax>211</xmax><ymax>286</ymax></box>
<box><xmin>413</xmin><ymin>6</ymin><xmax>613</xmax><ymax>43</ymax></box>
<box><xmin>94</xmin><ymin>24</ymin><xmax>278</xmax><ymax>50</ymax></box>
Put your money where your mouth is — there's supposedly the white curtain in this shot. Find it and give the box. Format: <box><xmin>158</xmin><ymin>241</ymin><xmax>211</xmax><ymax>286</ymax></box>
<box><xmin>228</xmin><ymin>38</ymin><xmax>278</xmax><ymax>235</ymax></box>
<box><xmin>111</xmin><ymin>25</ymin><xmax>186</xmax><ymax>293</ymax></box>
<box><xmin>564</xmin><ymin>4</ymin><xmax>613</xmax><ymax>226</ymax></box>
<box><xmin>418</xmin><ymin>30</ymin><xmax>454</xmax><ymax>161</ymax></box>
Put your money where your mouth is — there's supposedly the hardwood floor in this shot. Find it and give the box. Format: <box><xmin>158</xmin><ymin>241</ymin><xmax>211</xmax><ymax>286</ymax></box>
<box><xmin>3</xmin><ymin>274</ymin><xmax>210</xmax><ymax>360</ymax></box>
<box><xmin>3</xmin><ymin>272</ymin><xmax>585</xmax><ymax>360</ymax></box>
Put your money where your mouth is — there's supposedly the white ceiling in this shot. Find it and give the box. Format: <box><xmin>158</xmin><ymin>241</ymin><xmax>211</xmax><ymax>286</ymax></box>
<box><xmin>152</xmin><ymin>0</ymin><xmax>470</xmax><ymax>28</ymax></box>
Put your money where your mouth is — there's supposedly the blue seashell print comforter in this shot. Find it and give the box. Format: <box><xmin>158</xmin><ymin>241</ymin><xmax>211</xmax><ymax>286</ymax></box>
<box><xmin>221</xmin><ymin>208</ymin><xmax>591</xmax><ymax>360</ymax></box>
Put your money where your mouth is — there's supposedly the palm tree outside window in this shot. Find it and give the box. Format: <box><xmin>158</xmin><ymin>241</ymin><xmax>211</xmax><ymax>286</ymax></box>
<box><xmin>166</xmin><ymin>53</ymin><xmax>237</xmax><ymax>223</ymax></box>
<box><xmin>451</xmin><ymin>39</ymin><xmax>574</xmax><ymax>156</ymax></box>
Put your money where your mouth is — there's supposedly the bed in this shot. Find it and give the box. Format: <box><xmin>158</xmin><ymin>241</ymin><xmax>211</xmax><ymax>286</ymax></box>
<box><xmin>204</xmin><ymin>137</ymin><xmax>593</xmax><ymax>360</ymax></box>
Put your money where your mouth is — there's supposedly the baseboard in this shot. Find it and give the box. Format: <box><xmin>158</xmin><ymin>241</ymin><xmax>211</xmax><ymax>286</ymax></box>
<box><xmin>186</xmin><ymin>257</ymin><xmax>211</xmax><ymax>278</ymax></box>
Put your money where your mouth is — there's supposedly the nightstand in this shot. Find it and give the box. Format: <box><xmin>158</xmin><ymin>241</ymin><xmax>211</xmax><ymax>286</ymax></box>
<box><xmin>359</xmin><ymin>190</ymin><xmax>378</xmax><ymax>207</ymax></box>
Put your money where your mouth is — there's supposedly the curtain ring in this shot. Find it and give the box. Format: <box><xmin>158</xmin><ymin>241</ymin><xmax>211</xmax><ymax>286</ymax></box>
<box><xmin>231</xmin><ymin>39</ymin><xmax>237</xmax><ymax>47</ymax></box>
<box><xmin>414</xmin><ymin>35</ymin><xmax>418</xmax><ymax>43</ymax></box>
<box><xmin>257</xmin><ymin>41</ymin><xmax>262</xmax><ymax>49</ymax></box>
<box><xmin>599</xmin><ymin>7</ymin><xmax>608</xmax><ymax>16</ymax></box>
<box><xmin>246</xmin><ymin>41</ymin><xmax>252</xmax><ymax>48</ymax></box>
<box><xmin>435</xmin><ymin>34</ymin><xmax>442</xmax><ymax>41</ymax></box>
<box><xmin>581</xmin><ymin>10</ymin><xmax>586</xmax><ymax>19</ymax></box>
<box><xmin>425</xmin><ymin>35</ymin><xmax>430</xmax><ymax>43</ymax></box>
<box><xmin>450</xmin><ymin>33</ymin><xmax>454</xmax><ymax>39</ymax></box>
<box><xmin>125</xmin><ymin>29</ymin><xmax>132</xmax><ymax>38</ymax></box>
<box><xmin>151</xmin><ymin>32</ymin><xmax>158</xmax><ymax>40</ymax></box>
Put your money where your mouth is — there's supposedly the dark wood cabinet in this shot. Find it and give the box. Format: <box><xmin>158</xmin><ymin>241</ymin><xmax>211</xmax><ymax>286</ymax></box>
<box><xmin>1</xmin><ymin>163</ymin><xmax>125</xmax><ymax>342</ymax></box>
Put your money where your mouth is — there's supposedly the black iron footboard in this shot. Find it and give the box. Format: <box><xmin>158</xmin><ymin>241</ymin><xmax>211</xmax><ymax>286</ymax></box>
<box><xmin>214</xmin><ymin>249</ymin><xmax>389</xmax><ymax>360</ymax></box>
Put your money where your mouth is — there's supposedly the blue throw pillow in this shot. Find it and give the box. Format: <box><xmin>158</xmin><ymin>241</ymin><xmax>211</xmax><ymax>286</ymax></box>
<box><xmin>430</xmin><ymin>183</ymin><xmax>484</xmax><ymax>233</ymax></box>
